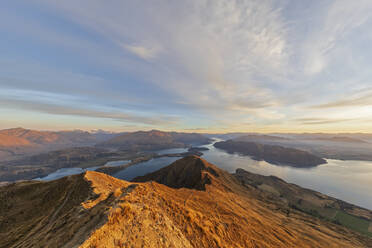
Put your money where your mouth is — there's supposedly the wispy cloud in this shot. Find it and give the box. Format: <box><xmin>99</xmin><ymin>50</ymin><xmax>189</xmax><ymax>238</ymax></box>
<box><xmin>39</xmin><ymin>0</ymin><xmax>289</xmax><ymax>117</ymax></box>
<box><xmin>294</xmin><ymin>118</ymin><xmax>353</xmax><ymax>125</ymax></box>
<box><xmin>0</xmin><ymin>89</ymin><xmax>178</xmax><ymax>126</ymax></box>
<box><xmin>122</xmin><ymin>44</ymin><xmax>160</xmax><ymax>61</ymax></box>
<box><xmin>311</xmin><ymin>90</ymin><xmax>372</xmax><ymax>109</ymax></box>
<box><xmin>1</xmin><ymin>1</ymin><xmax>372</xmax><ymax>131</ymax></box>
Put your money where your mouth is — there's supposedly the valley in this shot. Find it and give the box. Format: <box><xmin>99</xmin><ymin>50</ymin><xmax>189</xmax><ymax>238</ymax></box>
<box><xmin>1</xmin><ymin>130</ymin><xmax>372</xmax><ymax>211</ymax></box>
<box><xmin>0</xmin><ymin>129</ymin><xmax>210</xmax><ymax>183</ymax></box>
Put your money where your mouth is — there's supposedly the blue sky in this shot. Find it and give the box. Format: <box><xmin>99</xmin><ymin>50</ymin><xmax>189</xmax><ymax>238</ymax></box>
<box><xmin>1</xmin><ymin>0</ymin><xmax>372</xmax><ymax>132</ymax></box>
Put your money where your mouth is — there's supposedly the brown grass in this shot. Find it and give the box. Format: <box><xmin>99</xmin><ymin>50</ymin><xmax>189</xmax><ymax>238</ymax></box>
<box><xmin>1</xmin><ymin>157</ymin><xmax>371</xmax><ymax>248</ymax></box>
<box><xmin>81</xmin><ymin>157</ymin><xmax>370</xmax><ymax>248</ymax></box>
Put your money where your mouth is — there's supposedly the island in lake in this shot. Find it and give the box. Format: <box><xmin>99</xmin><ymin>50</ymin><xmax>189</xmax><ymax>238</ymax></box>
<box><xmin>214</xmin><ymin>140</ymin><xmax>326</xmax><ymax>167</ymax></box>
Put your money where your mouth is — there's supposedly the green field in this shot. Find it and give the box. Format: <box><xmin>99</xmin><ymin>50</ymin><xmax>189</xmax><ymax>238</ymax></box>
<box><xmin>334</xmin><ymin>211</ymin><xmax>372</xmax><ymax>237</ymax></box>
<box><xmin>292</xmin><ymin>201</ymin><xmax>372</xmax><ymax>237</ymax></box>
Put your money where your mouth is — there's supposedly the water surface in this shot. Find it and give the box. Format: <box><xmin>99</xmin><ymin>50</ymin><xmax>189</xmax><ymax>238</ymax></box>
<box><xmin>104</xmin><ymin>160</ymin><xmax>131</xmax><ymax>167</ymax></box>
<box><xmin>35</xmin><ymin>138</ymin><xmax>372</xmax><ymax>210</ymax></box>
<box><xmin>112</xmin><ymin>138</ymin><xmax>372</xmax><ymax>210</ymax></box>
<box><xmin>200</xmin><ymin>139</ymin><xmax>372</xmax><ymax>210</ymax></box>
<box><xmin>113</xmin><ymin>156</ymin><xmax>180</xmax><ymax>181</ymax></box>
<box><xmin>155</xmin><ymin>147</ymin><xmax>188</xmax><ymax>155</ymax></box>
<box><xmin>35</xmin><ymin>166</ymin><xmax>100</xmax><ymax>181</ymax></box>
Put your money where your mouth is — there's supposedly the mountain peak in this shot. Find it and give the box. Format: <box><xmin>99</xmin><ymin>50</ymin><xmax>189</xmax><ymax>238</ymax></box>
<box><xmin>1</xmin><ymin>158</ymin><xmax>370</xmax><ymax>247</ymax></box>
<box><xmin>133</xmin><ymin>156</ymin><xmax>222</xmax><ymax>190</ymax></box>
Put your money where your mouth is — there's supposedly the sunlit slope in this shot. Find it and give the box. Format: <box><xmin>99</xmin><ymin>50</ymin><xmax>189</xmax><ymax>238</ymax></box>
<box><xmin>1</xmin><ymin>156</ymin><xmax>370</xmax><ymax>247</ymax></box>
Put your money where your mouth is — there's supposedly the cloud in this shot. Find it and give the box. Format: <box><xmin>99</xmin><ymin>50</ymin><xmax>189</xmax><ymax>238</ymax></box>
<box><xmin>298</xmin><ymin>0</ymin><xmax>372</xmax><ymax>76</ymax></box>
<box><xmin>38</xmin><ymin>0</ymin><xmax>289</xmax><ymax>117</ymax></box>
<box><xmin>0</xmin><ymin>94</ymin><xmax>178</xmax><ymax>126</ymax></box>
<box><xmin>311</xmin><ymin>90</ymin><xmax>372</xmax><ymax>109</ymax></box>
<box><xmin>2</xmin><ymin>1</ymin><xmax>372</xmax><ymax>132</ymax></box>
<box><xmin>294</xmin><ymin>118</ymin><xmax>353</xmax><ymax>125</ymax></box>
<box><xmin>123</xmin><ymin>44</ymin><xmax>160</xmax><ymax>61</ymax></box>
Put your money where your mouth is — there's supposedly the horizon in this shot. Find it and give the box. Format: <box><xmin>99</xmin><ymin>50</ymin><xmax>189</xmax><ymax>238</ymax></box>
<box><xmin>2</xmin><ymin>126</ymin><xmax>372</xmax><ymax>135</ymax></box>
<box><xmin>2</xmin><ymin>2</ymin><xmax>372</xmax><ymax>246</ymax></box>
<box><xmin>2</xmin><ymin>1</ymin><xmax>372</xmax><ymax>133</ymax></box>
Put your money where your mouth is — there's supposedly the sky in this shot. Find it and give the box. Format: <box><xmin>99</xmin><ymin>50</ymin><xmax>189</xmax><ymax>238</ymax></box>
<box><xmin>1</xmin><ymin>0</ymin><xmax>372</xmax><ymax>133</ymax></box>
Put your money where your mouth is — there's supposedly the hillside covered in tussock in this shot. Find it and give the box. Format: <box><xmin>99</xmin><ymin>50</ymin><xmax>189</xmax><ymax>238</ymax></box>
<box><xmin>0</xmin><ymin>156</ymin><xmax>371</xmax><ymax>248</ymax></box>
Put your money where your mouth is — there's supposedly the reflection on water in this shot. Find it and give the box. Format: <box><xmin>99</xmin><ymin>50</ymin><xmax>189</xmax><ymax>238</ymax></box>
<box><xmin>113</xmin><ymin>156</ymin><xmax>180</xmax><ymax>181</ymax></box>
<box><xmin>104</xmin><ymin>160</ymin><xmax>131</xmax><ymax>167</ymax></box>
<box><xmin>36</xmin><ymin>138</ymin><xmax>372</xmax><ymax>210</ymax></box>
<box><xmin>35</xmin><ymin>166</ymin><xmax>100</xmax><ymax>181</ymax></box>
<box><xmin>200</xmin><ymin>139</ymin><xmax>372</xmax><ymax>210</ymax></box>
<box><xmin>155</xmin><ymin>147</ymin><xmax>188</xmax><ymax>155</ymax></box>
<box><xmin>112</xmin><ymin>138</ymin><xmax>372</xmax><ymax>210</ymax></box>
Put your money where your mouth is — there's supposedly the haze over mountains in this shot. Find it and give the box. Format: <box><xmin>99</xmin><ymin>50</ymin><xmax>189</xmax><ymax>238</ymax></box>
<box><xmin>2</xmin><ymin>127</ymin><xmax>372</xmax><ymax>184</ymax></box>
<box><xmin>2</xmin><ymin>1</ymin><xmax>372</xmax><ymax>247</ymax></box>
<box><xmin>222</xmin><ymin>133</ymin><xmax>372</xmax><ymax>161</ymax></box>
<box><xmin>99</xmin><ymin>130</ymin><xmax>212</xmax><ymax>151</ymax></box>
<box><xmin>1</xmin><ymin>128</ymin><xmax>372</xmax><ymax>247</ymax></box>
<box><xmin>0</xmin><ymin>128</ymin><xmax>117</xmax><ymax>161</ymax></box>
<box><xmin>0</xmin><ymin>129</ymin><xmax>212</xmax><ymax>182</ymax></box>
<box><xmin>2</xmin><ymin>127</ymin><xmax>371</xmax><ymax>162</ymax></box>
<box><xmin>0</xmin><ymin>128</ymin><xmax>211</xmax><ymax>162</ymax></box>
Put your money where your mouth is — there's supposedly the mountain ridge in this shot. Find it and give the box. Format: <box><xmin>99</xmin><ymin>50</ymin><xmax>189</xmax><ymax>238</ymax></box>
<box><xmin>1</xmin><ymin>156</ymin><xmax>370</xmax><ymax>247</ymax></box>
<box><xmin>0</xmin><ymin>127</ymin><xmax>117</xmax><ymax>161</ymax></box>
<box><xmin>99</xmin><ymin>130</ymin><xmax>212</xmax><ymax>151</ymax></box>
<box><xmin>133</xmin><ymin>156</ymin><xmax>222</xmax><ymax>190</ymax></box>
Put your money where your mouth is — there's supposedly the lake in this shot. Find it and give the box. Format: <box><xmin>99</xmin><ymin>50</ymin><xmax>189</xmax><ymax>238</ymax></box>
<box><xmin>200</xmin><ymin>140</ymin><xmax>372</xmax><ymax>210</ymax></box>
<box><xmin>113</xmin><ymin>156</ymin><xmax>181</xmax><ymax>181</ymax></box>
<box><xmin>104</xmin><ymin>160</ymin><xmax>131</xmax><ymax>167</ymax></box>
<box><xmin>155</xmin><ymin>147</ymin><xmax>188</xmax><ymax>155</ymax></box>
<box><xmin>34</xmin><ymin>166</ymin><xmax>100</xmax><ymax>181</ymax></box>
<box><xmin>112</xmin><ymin>139</ymin><xmax>372</xmax><ymax>210</ymax></box>
<box><xmin>35</xmin><ymin>139</ymin><xmax>372</xmax><ymax>210</ymax></box>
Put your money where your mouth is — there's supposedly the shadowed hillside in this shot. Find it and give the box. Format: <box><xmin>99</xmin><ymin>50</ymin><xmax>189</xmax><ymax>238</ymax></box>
<box><xmin>1</xmin><ymin>156</ymin><xmax>370</xmax><ymax>247</ymax></box>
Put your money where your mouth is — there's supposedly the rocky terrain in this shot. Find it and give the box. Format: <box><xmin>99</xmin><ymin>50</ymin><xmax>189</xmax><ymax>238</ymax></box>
<box><xmin>214</xmin><ymin>140</ymin><xmax>326</xmax><ymax>167</ymax></box>
<box><xmin>1</xmin><ymin>156</ymin><xmax>370</xmax><ymax>247</ymax></box>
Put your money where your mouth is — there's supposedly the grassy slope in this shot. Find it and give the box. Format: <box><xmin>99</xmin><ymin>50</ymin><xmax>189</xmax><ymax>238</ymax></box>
<box><xmin>1</xmin><ymin>157</ymin><xmax>371</xmax><ymax>247</ymax></box>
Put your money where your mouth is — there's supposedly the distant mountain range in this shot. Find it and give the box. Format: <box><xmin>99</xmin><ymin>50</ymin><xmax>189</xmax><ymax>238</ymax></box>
<box><xmin>0</xmin><ymin>127</ymin><xmax>105</xmax><ymax>146</ymax></box>
<box><xmin>0</xmin><ymin>128</ymin><xmax>212</xmax><ymax>161</ymax></box>
<box><xmin>0</xmin><ymin>129</ymin><xmax>213</xmax><ymax>182</ymax></box>
<box><xmin>216</xmin><ymin>133</ymin><xmax>372</xmax><ymax>161</ymax></box>
<box><xmin>2</xmin><ymin>127</ymin><xmax>372</xmax><ymax>165</ymax></box>
<box><xmin>208</xmin><ymin>132</ymin><xmax>372</xmax><ymax>143</ymax></box>
<box><xmin>0</xmin><ymin>128</ymin><xmax>117</xmax><ymax>161</ymax></box>
<box><xmin>1</xmin><ymin>156</ymin><xmax>370</xmax><ymax>247</ymax></box>
<box><xmin>98</xmin><ymin>130</ymin><xmax>212</xmax><ymax>151</ymax></box>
